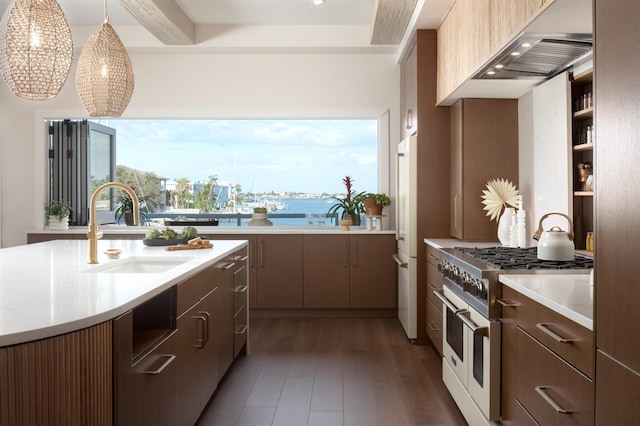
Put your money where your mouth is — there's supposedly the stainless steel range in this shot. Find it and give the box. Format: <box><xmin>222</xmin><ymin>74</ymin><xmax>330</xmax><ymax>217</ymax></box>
<box><xmin>434</xmin><ymin>246</ymin><xmax>593</xmax><ymax>425</ymax></box>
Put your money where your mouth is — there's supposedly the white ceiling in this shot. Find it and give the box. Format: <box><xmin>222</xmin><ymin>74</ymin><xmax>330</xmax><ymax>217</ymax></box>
<box><xmin>0</xmin><ymin>0</ymin><xmax>453</xmax><ymax>57</ymax></box>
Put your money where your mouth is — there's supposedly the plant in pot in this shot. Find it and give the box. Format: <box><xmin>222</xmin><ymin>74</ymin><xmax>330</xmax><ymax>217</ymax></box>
<box><xmin>45</xmin><ymin>200</ymin><xmax>71</xmax><ymax>230</ymax></box>
<box><xmin>327</xmin><ymin>176</ymin><xmax>365</xmax><ymax>226</ymax></box>
<box><xmin>114</xmin><ymin>186</ymin><xmax>148</xmax><ymax>225</ymax></box>
<box><xmin>249</xmin><ymin>206</ymin><xmax>273</xmax><ymax>226</ymax></box>
<box><xmin>362</xmin><ymin>193</ymin><xmax>391</xmax><ymax>216</ymax></box>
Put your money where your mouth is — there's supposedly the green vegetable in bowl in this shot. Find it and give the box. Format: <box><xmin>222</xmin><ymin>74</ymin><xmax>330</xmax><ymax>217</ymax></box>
<box><xmin>145</xmin><ymin>229</ymin><xmax>161</xmax><ymax>239</ymax></box>
<box><xmin>161</xmin><ymin>228</ymin><xmax>178</xmax><ymax>240</ymax></box>
<box><xmin>181</xmin><ymin>226</ymin><xmax>198</xmax><ymax>240</ymax></box>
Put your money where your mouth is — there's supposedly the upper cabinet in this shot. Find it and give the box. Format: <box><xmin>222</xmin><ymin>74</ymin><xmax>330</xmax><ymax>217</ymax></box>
<box><xmin>450</xmin><ymin>98</ymin><xmax>519</xmax><ymax>241</ymax></box>
<box><xmin>569</xmin><ymin>68</ymin><xmax>594</xmax><ymax>251</ymax></box>
<box><xmin>437</xmin><ymin>0</ymin><xmax>551</xmax><ymax>104</ymax></box>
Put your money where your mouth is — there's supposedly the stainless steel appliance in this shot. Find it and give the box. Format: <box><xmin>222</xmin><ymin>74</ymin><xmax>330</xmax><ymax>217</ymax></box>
<box><xmin>434</xmin><ymin>246</ymin><xmax>593</xmax><ymax>425</ymax></box>
<box><xmin>394</xmin><ymin>135</ymin><xmax>417</xmax><ymax>341</ymax></box>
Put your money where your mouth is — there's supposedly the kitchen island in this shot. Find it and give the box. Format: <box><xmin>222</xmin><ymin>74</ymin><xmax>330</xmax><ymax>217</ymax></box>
<box><xmin>0</xmin><ymin>238</ymin><xmax>248</xmax><ymax>425</ymax></box>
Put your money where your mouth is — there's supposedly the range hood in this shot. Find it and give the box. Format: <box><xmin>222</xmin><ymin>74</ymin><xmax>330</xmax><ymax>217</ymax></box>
<box><xmin>472</xmin><ymin>33</ymin><xmax>592</xmax><ymax>80</ymax></box>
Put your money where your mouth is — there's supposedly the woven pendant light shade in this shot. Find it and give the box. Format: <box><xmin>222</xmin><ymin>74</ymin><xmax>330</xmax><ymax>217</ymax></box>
<box><xmin>76</xmin><ymin>21</ymin><xmax>134</xmax><ymax>117</ymax></box>
<box><xmin>0</xmin><ymin>0</ymin><xmax>73</xmax><ymax>100</ymax></box>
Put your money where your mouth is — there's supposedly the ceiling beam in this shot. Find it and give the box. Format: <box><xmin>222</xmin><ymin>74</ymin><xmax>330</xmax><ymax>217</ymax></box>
<box><xmin>370</xmin><ymin>0</ymin><xmax>418</xmax><ymax>45</ymax></box>
<box><xmin>115</xmin><ymin>0</ymin><xmax>195</xmax><ymax>45</ymax></box>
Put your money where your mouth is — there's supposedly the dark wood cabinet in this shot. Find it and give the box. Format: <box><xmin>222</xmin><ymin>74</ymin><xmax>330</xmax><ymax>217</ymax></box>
<box><xmin>256</xmin><ymin>234</ymin><xmax>304</xmax><ymax>308</ymax></box>
<box><xmin>594</xmin><ymin>1</ymin><xmax>640</xmax><ymax>422</ymax></box>
<box><xmin>303</xmin><ymin>233</ymin><xmax>396</xmax><ymax>309</ymax></box>
<box><xmin>303</xmin><ymin>234</ymin><xmax>350</xmax><ymax>308</ymax></box>
<box><xmin>449</xmin><ymin>98</ymin><xmax>518</xmax><ymax>241</ymax></box>
<box><xmin>500</xmin><ymin>285</ymin><xmax>594</xmax><ymax>425</ymax></box>
<box><xmin>517</xmin><ymin>329</ymin><xmax>594</xmax><ymax>426</ymax></box>
<box><xmin>349</xmin><ymin>234</ymin><xmax>396</xmax><ymax>308</ymax></box>
<box><xmin>425</xmin><ymin>244</ymin><xmax>443</xmax><ymax>355</ymax></box>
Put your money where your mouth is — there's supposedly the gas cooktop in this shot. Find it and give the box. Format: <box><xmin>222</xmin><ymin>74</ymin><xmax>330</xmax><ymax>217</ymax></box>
<box><xmin>452</xmin><ymin>246</ymin><xmax>593</xmax><ymax>271</ymax></box>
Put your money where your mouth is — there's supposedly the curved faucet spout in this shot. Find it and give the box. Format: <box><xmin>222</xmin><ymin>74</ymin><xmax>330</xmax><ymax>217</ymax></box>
<box><xmin>88</xmin><ymin>182</ymin><xmax>140</xmax><ymax>264</ymax></box>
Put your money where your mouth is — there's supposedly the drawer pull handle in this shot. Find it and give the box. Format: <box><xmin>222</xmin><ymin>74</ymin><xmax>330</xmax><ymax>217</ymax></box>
<box><xmin>238</xmin><ymin>255</ymin><xmax>249</xmax><ymax>262</ymax></box>
<box><xmin>142</xmin><ymin>354</ymin><xmax>176</xmax><ymax>375</ymax></box>
<box><xmin>536</xmin><ymin>323</ymin><xmax>576</xmax><ymax>343</ymax></box>
<box><xmin>224</xmin><ymin>262</ymin><xmax>236</xmax><ymax>270</ymax></box>
<box><xmin>198</xmin><ymin>311</ymin><xmax>210</xmax><ymax>344</ymax></box>
<box><xmin>235</xmin><ymin>325</ymin><xmax>248</xmax><ymax>335</ymax></box>
<box><xmin>392</xmin><ymin>254</ymin><xmax>408</xmax><ymax>268</ymax></box>
<box><xmin>235</xmin><ymin>285</ymin><xmax>248</xmax><ymax>293</ymax></box>
<box><xmin>427</xmin><ymin>321</ymin><xmax>440</xmax><ymax>331</ymax></box>
<box><xmin>535</xmin><ymin>386</ymin><xmax>573</xmax><ymax>414</ymax></box>
<box><xmin>433</xmin><ymin>288</ymin><xmax>466</xmax><ymax>315</ymax></box>
<box><xmin>497</xmin><ymin>298</ymin><xmax>518</xmax><ymax>308</ymax></box>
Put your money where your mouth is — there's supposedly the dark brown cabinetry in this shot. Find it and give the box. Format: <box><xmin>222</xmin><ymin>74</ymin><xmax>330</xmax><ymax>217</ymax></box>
<box><xmin>594</xmin><ymin>1</ymin><xmax>640</xmax><ymax>422</ymax></box>
<box><xmin>303</xmin><ymin>234</ymin><xmax>397</xmax><ymax>309</ymax></box>
<box><xmin>424</xmin><ymin>244</ymin><xmax>443</xmax><ymax>355</ymax></box>
<box><xmin>449</xmin><ymin>98</ymin><xmax>519</xmax><ymax>241</ymax></box>
<box><xmin>499</xmin><ymin>286</ymin><xmax>594</xmax><ymax>425</ymax></box>
<box><xmin>256</xmin><ymin>234</ymin><xmax>304</xmax><ymax>308</ymax></box>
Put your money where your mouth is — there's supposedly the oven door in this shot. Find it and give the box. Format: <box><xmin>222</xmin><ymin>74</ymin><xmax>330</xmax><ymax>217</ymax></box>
<box><xmin>435</xmin><ymin>287</ymin><xmax>469</xmax><ymax>388</ymax></box>
<box><xmin>460</xmin><ymin>307</ymin><xmax>501</xmax><ymax>421</ymax></box>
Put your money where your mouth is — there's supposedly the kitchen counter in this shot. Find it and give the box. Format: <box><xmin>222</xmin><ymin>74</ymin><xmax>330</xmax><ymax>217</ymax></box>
<box><xmin>499</xmin><ymin>274</ymin><xmax>593</xmax><ymax>330</ymax></box>
<box><xmin>27</xmin><ymin>226</ymin><xmax>396</xmax><ymax>236</ymax></box>
<box><xmin>0</xmin><ymin>239</ymin><xmax>247</xmax><ymax>346</ymax></box>
<box><xmin>424</xmin><ymin>238</ymin><xmax>500</xmax><ymax>249</ymax></box>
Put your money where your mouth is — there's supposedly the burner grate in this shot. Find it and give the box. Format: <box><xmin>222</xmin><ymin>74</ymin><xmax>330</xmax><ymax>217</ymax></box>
<box><xmin>453</xmin><ymin>246</ymin><xmax>593</xmax><ymax>270</ymax></box>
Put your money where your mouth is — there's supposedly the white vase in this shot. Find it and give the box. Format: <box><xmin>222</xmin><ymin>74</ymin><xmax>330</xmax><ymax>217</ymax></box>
<box><xmin>497</xmin><ymin>208</ymin><xmax>515</xmax><ymax>246</ymax></box>
<box><xmin>48</xmin><ymin>216</ymin><xmax>69</xmax><ymax>230</ymax></box>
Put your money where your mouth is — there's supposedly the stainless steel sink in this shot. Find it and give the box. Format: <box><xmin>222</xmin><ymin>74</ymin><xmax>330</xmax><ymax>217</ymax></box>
<box><xmin>86</xmin><ymin>256</ymin><xmax>194</xmax><ymax>274</ymax></box>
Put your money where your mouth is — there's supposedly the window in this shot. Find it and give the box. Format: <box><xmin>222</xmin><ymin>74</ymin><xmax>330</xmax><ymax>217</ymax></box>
<box><xmin>49</xmin><ymin>119</ymin><xmax>381</xmax><ymax>226</ymax></box>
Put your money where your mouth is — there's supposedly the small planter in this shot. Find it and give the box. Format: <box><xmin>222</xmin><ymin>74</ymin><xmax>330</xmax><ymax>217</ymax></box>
<box><xmin>339</xmin><ymin>219</ymin><xmax>352</xmax><ymax>231</ymax></box>
<box><xmin>48</xmin><ymin>216</ymin><xmax>69</xmax><ymax>230</ymax></box>
<box><xmin>363</xmin><ymin>198</ymin><xmax>384</xmax><ymax>216</ymax></box>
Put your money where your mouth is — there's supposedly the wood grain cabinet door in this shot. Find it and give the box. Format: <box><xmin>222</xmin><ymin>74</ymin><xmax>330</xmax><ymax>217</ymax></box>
<box><xmin>349</xmin><ymin>234</ymin><xmax>397</xmax><ymax>308</ymax></box>
<box><xmin>303</xmin><ymin>234</ymin><xmax>350</xmax><ymax>308</ymax></box>
<box><xmin>517</xmin><ymin>328</ymin><xmax>594</xmax><ymax>426</ymax></box>
<box><xmin>256</xmin><ymin>234</ymin><xmax>304</xmax><ymax>308</ymax></box>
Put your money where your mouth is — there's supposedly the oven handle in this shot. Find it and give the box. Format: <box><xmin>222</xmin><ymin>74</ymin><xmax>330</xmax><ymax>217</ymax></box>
<box><xmin>432</xmin><ymin>288</ymin><xmax>466</xmax><ymax>315</ymax></box>
<box><xmin>456</xmin><ymin>311</ymin><xmax>489</xmax><ymax>337</ymax></box>
<box><xmin>392</xmin><ymin>254</ymin><xmax>408</xmax><ymax>268</ymax></box>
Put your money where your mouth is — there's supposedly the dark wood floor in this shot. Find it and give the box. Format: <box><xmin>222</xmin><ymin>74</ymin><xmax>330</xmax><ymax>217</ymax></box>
<box><xmin>196</xmin><ymin>317</ymin><xmax>466</xmax><ymax>426</ymax></box>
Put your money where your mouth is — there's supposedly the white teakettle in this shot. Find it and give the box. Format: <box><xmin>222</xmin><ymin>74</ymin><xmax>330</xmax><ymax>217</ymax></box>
<box><xmin>533</xmin><ymin>212</ymin><xmax>575</xmax><ymax>261</ymax></box>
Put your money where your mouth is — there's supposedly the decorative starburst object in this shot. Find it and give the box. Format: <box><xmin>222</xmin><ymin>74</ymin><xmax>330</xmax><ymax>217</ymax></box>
<box><xmin>481</xmin><ymin>178</ymin><xmax>520</xmax><ymax>222</ymax></box>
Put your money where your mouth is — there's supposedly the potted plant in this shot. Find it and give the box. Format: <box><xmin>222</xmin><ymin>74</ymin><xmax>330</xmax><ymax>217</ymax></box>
<box><xmin>45</xmin><ymin>200</ymin><xmax>71</xmax><ymax>230</ymax></box>
<box><xmin>114</xmin><ymin>186</ymin><xmax>148</xmax><ymax>225</ymax></box>
<box><xmin>249</xmin><ymin>206</ymin><xmax>273</xmax><ymax>226</ymax></box>
<box><xmin>362</xmin><ymin>193</ymin><xmax>391</xmax><ymax>216</ymax></box>
<box><xmin>327</xmin><ymin>176</ymin><xmax>365</xmax><ymax>226</ymax></box>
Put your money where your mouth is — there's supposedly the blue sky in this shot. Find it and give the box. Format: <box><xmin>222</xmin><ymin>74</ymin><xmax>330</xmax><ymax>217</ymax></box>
<box><xmin>99</xmin><ymin>119</ymin><xmax>378</xmax><ymax>194</ymax></box>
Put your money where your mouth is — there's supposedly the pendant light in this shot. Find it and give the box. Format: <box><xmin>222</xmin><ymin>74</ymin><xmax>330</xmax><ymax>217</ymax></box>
<box><xmin>76</xmin><ymin>0</ymin><xmax>134</xmax><ymax>117</ymax></box>
<box><xmin>0</xmin><ymin>0</ymin><xmax>73</xmax><ymax>100</ymax></box>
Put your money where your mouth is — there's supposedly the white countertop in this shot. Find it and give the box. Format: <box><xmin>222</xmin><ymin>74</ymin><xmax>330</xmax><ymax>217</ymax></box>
<box><xmin>424</xmin><ymin>238</ymin><xmax>501</xmax><ymax>249</ymax></box>
<box><xmin>27</xmin><ymin>226</ymin><xmax>396</xmax><ymax>235</ymax></box>
<box><xmin>0</xmin><ymin>239</ymin><xmax>247</xmax><ymax>347</ymax></box>
<box><xmin>499</xmin><ymin>274</ymin><xmax>593</xmax><ymax>330</ymax></box>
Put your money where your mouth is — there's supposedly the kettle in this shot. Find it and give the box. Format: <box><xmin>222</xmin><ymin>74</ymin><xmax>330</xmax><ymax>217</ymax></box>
<box><xmin>533</xmin><ymin>212</ymin><xmax>575</xmax><ymax>261</ymax></box>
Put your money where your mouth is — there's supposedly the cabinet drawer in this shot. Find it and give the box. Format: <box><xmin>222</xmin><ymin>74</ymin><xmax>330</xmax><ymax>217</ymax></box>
<box><xmin>426</xmin><ymin>298</ymin><xmax>443</xmax><ymax>356</ymax></box>
<box><xmin>234</xmin><ymin>282</ymin><xmax>248</xmax><ymax>317</ymax></box>
<box><xmin>517</xmin><ymin>329</ymin><xmax>594</xmax><ymax>426</ymax></box>
<box><xmin>177</xmin><ymin>268</ymin><xmax>216</xmax><ymax>315</ymax></box>
<box><xmin>426</xmin><ymin>244</ymin><xmax>442</xmax><ymax>267</ymax></box>
<box><xmin>518</xmin><ymin>292</ymin><xmax>594</xmax><ymax>378</ymax></box>
<box><xmin>233</xmin><ymin>306</ymin><xmax>248</xmax><ymax>358</ymax></box>
<box><xmin>426</xmin><ymin>262</ymin><xmax>443</xmax><ymax>308</ymax></box>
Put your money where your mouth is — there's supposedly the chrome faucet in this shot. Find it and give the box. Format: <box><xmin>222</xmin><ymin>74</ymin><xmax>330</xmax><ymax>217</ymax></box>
<box><xmin>88</xmin><ymin>182</ymin><xmax>140</xmax><ymax>264</ymax></box>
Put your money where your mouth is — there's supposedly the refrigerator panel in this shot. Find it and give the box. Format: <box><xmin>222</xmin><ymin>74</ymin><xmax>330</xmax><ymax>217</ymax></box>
<box><xmin>396</xmin><ymin>249</ymin><xmax>417</xmax><ymax>340</ymax></box>
<box><xmin>397</xmin><ymin>136</ymin><xmax>418</xmax><ymax>257</ymax></box>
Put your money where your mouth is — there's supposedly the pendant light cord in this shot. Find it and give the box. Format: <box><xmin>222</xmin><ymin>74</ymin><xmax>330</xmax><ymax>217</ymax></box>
<box><xmin>104</xmin><ymin>0</ymin><xmax>109</xmax><ymax>24</ymax></box>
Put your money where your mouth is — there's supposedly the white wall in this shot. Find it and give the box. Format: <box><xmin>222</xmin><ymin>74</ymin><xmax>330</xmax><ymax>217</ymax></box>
<box><xmin>0</xmin><ymin>52</ymin><xmax>401</xmax><ymax>247</ymax></box>
<box><xmin>518</xmin><ymin>71</ymin><xmax>572</xmax><ymax>247</ymax></box>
